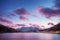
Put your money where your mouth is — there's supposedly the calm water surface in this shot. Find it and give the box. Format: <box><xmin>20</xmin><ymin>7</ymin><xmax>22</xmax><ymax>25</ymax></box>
<box><xmin>0</xmin><ymin>33</ymin><xmax>60</xmax><ymax>40</ymax></box>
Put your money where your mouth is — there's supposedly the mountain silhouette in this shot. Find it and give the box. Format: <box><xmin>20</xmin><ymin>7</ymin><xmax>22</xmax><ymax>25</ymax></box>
<box><xmin>0</xmin><ymin>24</ymin><xmax>18</xmax><ymax>33</ymax></box>
<box><xmin>17</xmin><ymin>27</ymin><xmax>40</xmax><ymax>32</ymax></box>
<box><xmin>0</xmin><ymin>22</ymin><xmax>60</xmax><ymax>33</ymax></box>
<box><xmin>44</xmin><ymin>23</ymin><xmax>60</xmax><ymax>31</ymax></box>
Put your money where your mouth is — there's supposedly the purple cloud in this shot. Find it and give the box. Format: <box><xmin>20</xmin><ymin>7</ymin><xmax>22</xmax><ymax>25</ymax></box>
<box><xmin>20</xmin><ymin>16</ymin><xmax>28</xmax><ymax>21</ymax></box>
<box><xmin>15</xmin><ymin>8</ymin><xmax>29</xmax><ymax>16</ymax></box>
<box><xmin>16</xmin><ymin>24</ymin><xmax>26</xmax><ymax>27</ymax></box>
<box><xmin>13</xmin><ymin>8</ymin><xmax>38</xmax><ymax>20</ymax></box>
<box><xmin>6</xmin><ymin>8</ymin><xmax>38</xmax><ymax>21</ymax></box>
<box><xmin>37</xmin><ymin>8</ymin><xmax>60</xmax><ymax>18</ymax></box>
<box><xmin>36</xmin><ymin>0</ymin><xmax>60</xmax><ymax>19</ymax></box>
<box><xmin>13</xmin><ymin>8</ymin><xmax>29</xmax><ymax>20</ymax></box>
<box><xmin>48</xmin><ymin>22</ymin><xmax>54</xmax><ymax>25</ymax></box>
<box><xmin>0</xmin><ymin>18</ymin><xmax>12</xmax><ymax>24</ymax></box>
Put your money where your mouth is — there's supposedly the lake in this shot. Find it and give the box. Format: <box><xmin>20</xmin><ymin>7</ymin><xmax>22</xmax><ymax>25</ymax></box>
<box><xmin>0</xmin><ymin>33</ymin><xmax>60</xmax><ymax>40</ymax></box>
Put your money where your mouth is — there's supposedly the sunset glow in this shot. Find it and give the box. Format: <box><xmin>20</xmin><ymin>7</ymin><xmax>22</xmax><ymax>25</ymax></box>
<box><xmin>0</xmin><ymin>0</ymin><xmax>60</xmax><ymax>29</ymax></box>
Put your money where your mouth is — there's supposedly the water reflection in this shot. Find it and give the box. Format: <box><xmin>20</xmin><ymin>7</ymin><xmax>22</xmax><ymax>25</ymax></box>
<box><xmin>0</xmin><ymin>33</ymin><xmax>60</xmax><ymax>40</ymax></box>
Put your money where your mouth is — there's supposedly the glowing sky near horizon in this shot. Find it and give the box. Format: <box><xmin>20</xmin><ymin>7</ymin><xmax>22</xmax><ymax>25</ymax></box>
<box><xmin>0</xmin><ymin>0</ymin><xmax>60</xmax><ymax>29</ymax></box>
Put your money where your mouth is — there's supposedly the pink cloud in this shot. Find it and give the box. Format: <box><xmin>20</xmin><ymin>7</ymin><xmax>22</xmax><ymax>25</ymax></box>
<box><xmin>13</xmin><ymin>8</ymin><xmax>38</xmax><ymax>21</ymax></box>
<box><xmin>36</xmin><ymin>7</ymin><xmax>60</xmax><ymax>18</ymax></box>
<box><xmin>0</xmin><ymin>18</ymin><xmax>12</xmax><ymax>24</ymax></box>
<box><xmin>6</xmin><ymin>8</ymin><xmax>38</xmax><ymax>21</ymax></box>
<box><xmin>36</xmin><ymin>0</ymin><xmax>60</xmax><ymax>19</ymax></box>
<box><xmin>13</xmin><ymin>8</ymin><xmax>29</xmax><ymax>21</ymax></box>
<box><xmin>48</xmin><ymin>22</ymin><xmax>54</xmax><ymax>26</ymax></box>
<box><xmin>20</xmin><ymin>16</ymin><xmax>28</xmax><ymax>21</ymax></box>
<box><xmin>5</xmin><ymin>8</ymin><xmax>38</xmax><ymax>21</ymax></box>
<box><xmin>5</xmin><ymin>8</ymin><xmax>29</xmax><ymax>21</ymax></box>
<box><xmin>14</xmin><ymin>8</ymin><xmax>28</xmax><ymax>16</ymax></box>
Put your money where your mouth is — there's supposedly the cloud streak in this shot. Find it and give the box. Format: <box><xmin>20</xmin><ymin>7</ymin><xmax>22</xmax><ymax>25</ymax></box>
<box><xmin>0</xmin><ymin>18</ymin><xmax>12</xmax><ymax>24</ymax></box>
<box><xmin>20</xmin><ymin>16</ymin><xmax>28</xmax><ymax>21</ymax></box>
<box><xmin>13</xmin><ymin>8</ymin><xmax>28</xmax><ymax>20</ymax></box>
<box><xmin>15</xmin><ymin>8</ymin><xmax>29</xmax><ymax>16</ymax></box>
<box><xmin>8</xmin><ymin>8</ymin><xmax>37</xmax><ymax>21</ymax></box>
<box><xmin>16</xmin><ymin>24</ymin><xmax>26</xmax><ymax>27</ymax></box>
<box><xmin>48</xmin><ymin>22</ymin><xmax>54</xmax><ymax>25</ymax></box>
<box><xmin>36</xmin><ymin>0</ymin><xmax>60</xmax><ymax>19</ymax></box>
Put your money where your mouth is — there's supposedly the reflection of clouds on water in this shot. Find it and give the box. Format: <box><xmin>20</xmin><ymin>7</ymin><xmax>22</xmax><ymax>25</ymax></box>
<box><xmin>0</xmin><ymin>33</ymin><xmax>60</xmax><ymax>40</ymax></box>
<box><xmin>38</xmin><ymin>33</ymin><xmax>55</xmax><ymax>40</ymax></box>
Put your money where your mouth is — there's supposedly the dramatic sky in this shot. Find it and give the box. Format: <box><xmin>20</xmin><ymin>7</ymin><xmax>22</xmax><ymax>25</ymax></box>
<box><xmin>0</xmin><ymin>0</ymin><xmax>60</xmax><ymax>29</ymax></box>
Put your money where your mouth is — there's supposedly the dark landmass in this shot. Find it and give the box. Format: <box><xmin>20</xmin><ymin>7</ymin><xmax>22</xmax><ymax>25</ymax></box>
<box><xmin>44</xmin><ymin>23</ymin><xmax>60</xmax><ymax>31</ymax></box>
<box><xmin>0</xmin><ymin>23</ymin><xmax>60</xmax><ymax>34</ymax></box>
<box><xmin>42</xmin><ymin>23</ymin><xmax>60</xmax><ymax>34</ymax></box>
<box><xmin>0</xmin><ymin>24</ymin><xmax>18</xmax><ymax>33</ymax></box>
